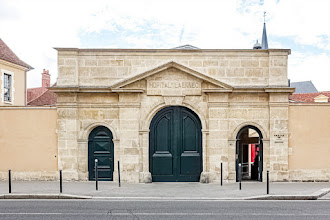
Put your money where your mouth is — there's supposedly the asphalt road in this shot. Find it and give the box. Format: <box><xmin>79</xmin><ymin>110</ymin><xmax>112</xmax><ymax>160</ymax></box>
<box><xmin>0</xmin><ymin>200</ymin><xmax>329</xmax><ymax>220</ymax></box>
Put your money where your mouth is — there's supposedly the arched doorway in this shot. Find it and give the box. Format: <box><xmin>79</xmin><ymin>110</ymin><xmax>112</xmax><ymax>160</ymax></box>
<box><xmin>236</xmin><ymin>125</ymin><xmax>263</xmax><ymax>182</ymax></box>
<box><xmin>149</xmin><ymin>106</ymin><xmax>202</xmax><ymax>182</ymax></box>
<box><xmin>88</xmin><ymin>126</ymin><xmax>114</xmax><ymax>181</ymax></box>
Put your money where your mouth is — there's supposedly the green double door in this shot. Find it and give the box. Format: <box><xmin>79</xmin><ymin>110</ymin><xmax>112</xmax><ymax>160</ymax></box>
<box><xmin>149</xmin><ymin>106</ymin><xmax>202</xmax><ymax>182</ymax></box>
<box><xmin>88</xmin><ymin>126</ymin><xmax>114</xmax><ymax>181</ymax></box>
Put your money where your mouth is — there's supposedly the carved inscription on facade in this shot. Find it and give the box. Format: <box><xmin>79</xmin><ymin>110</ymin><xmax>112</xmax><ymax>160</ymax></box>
<box><xmin>274</xmin><ymin>134</ymin><xmax>285</xmax><ymax>143</ymax></box>
<box><xmin>146</xmin><ymin>68</ymin><xmax>202</xmax><ymax>96</ymax></box>
<box><xmin>148</xmin><ymin>81</ymin><xmax>200</xmax><ymax>89</ymax></box>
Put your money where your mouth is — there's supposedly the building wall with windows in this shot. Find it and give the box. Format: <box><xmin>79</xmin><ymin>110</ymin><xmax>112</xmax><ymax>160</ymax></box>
<box><xmin>0</xmin><ymin>62</ymin><xmax>27</xmax><ymax>106</ymax></box>
<box><xmin>0</xmin><ymin>38</ymin><xmax>32</xmax><ymax>106</ymax></box>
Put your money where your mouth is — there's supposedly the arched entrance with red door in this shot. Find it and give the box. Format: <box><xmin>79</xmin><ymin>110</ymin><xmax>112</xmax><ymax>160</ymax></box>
<box><xmin>236</xmin><ymin>125</ymin><xmax>263</xmax><ymax>182</ymax></box>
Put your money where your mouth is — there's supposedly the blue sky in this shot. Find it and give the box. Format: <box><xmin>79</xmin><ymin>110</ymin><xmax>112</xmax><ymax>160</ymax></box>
<box><xmin>1</xmin><ymin>0</ymin><xmax>329</xmax><ymax>91</ymax></box>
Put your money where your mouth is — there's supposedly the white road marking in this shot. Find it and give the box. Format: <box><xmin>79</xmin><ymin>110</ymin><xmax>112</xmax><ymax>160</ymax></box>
<box><xmin>0</xmin><ymin>213</ymin><xmax>329</xmax><ymax>216</ymax></box>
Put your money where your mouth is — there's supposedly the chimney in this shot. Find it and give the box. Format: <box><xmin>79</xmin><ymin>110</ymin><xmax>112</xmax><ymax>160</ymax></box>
<box><xmin>42</xmin><ymin>69</ymin><xmax>51</xmax><ymax>88</ymax></box>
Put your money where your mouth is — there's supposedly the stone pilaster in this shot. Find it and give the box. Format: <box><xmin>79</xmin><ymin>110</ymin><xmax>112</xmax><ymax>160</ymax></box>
<box><xmin>269</xmin><ymin>93</ymin><xmax>289</xmax><ymax>181</ymax></box>
<box><xmin>118</xmin><ymin>93</ymin><xmax>141</xmax><ymax>182</ymax></box>
<box><xmin>207</xmin><ymin>93</ymin><xmax>229</xmax><ymax>182</ymax></box>
<box><xmin>57</xmin><ymin>106</ymin><xmax>79</xmax><ymax>180</ymax></box>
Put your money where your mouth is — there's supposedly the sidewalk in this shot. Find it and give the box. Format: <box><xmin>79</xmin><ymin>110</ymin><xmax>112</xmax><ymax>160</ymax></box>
<box><xmin>0</xmin><ymin>181</ymin><xmax>330</xmax><ymax>200</ymax></box>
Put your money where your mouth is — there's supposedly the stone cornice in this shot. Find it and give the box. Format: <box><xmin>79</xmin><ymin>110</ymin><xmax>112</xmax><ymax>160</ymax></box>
<box><xmin>289</xmin><ymin>103</ymin><xmax>330</xmax><ymax>106</ymax></box>
<box><xmin>54</xmin><ymin>47</ymin><xmax>290</xmax><ymax>54</ymax></box>
<box><xmin>208</xmin><ymin>102</ymin><xmax>229</xmax><ymax>107</ymax></box>
<box><xmin>51</xmin><ymin>86</ymin><xmax>294</xmax><ymax>94</ymax></box>
<box><xmin>269</xmin><ymin>102</ymin><xmax>289</xmax><ymax>107</ymax></box>
<box><xmin>232</xmin><ymin>88</ymin><xmax>264</xmax><ymax>93</ymax></box>
<box><xmin>49</xmin><ymin>86</ymin><xmax>110</xmax><ymax>93</ymax></box>
<box><xmin>229</xmin><ymin>102</ymin><xmax>269</xmax><ymax>107</ymax></box>
<box><xmin>118</xmin><ymin>103</ymin><xmax>141</xmax><ymax>108</ymax></box>
<box><xmin>0</xmin><ymin>106</ymin><xmax>56</xmax><ymax>109</ymax></box>
<box><xmin>202</xmin><ymin>89</ymin><xmax>233</xmax><ymax>93</ymax></box>
<box><xmin>233</xmin><ymin>87</ymin><xmax>294</xmax><ymax>94</ymax></box>
<box><xmin>55</xmin><ymin>103</ymin><xmax>78</xmax><ymax>108</ymax></box>
<box><xmin>56</xmin><ymin>103</ymin><xmax>140</xmax><ymax>108</ymax></box>
<box><xmin>264</xmin><ymin>87</ymin><xmax>295</xmax><ymax>93</ymax></box>
<box><xmin>208</xmin><ymin>102</ymin><xmax>288</xmax><ymax>108</ymax></box>
<box><xmin>268</xmin><ymin>49</ymin><xmax>291</xmax><ymax>55</ymax></box>
<box><xmin>0</xmin><ymin>59</ymin><xmax>31</xmax><ymax>71</ymax></box>
<box><xmin>111</xmin><ymin>89</ymin><xmax>145</xmax><ymax>93</ymax></box>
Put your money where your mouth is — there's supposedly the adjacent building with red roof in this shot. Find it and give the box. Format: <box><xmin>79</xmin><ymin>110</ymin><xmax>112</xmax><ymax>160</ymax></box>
<box><xmin>290</xmin><ymin>92</ymin><xmax>330</xmax><ymax>103</ymax></box>
<box><xmin>27</xmin><ymin>69</ymin><xmax>57</xmax><ymax>106</ymax></box>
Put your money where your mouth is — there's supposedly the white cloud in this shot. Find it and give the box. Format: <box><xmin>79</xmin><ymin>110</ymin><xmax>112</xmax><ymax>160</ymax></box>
<box><xmin>0</xmin><ymin>0</ymin><xmax>99</xmax><ymax>87</ymax></box>
<box><xmin>289</xmin><ymin>52</ymin><xmax>330</xmax><ymax>91</ymax></box>
<box><xmin>0</xmin><ymin>0</ymin><xmax>329</xmax><ymax>90</ymax></box>
<box><xmin>265</xmin><ymin>0</ymin><xmax>330</xmax><ymax>50</ymax></box>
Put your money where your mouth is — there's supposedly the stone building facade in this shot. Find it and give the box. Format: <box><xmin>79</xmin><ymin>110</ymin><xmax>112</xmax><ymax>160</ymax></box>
<box><xmin>53</xmin><ymin>48</ymin><xmax>293</xmax><ymax>183</ymax></box>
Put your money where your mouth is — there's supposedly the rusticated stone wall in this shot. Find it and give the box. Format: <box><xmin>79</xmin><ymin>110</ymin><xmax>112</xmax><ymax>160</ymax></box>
<box><xmin>57</xmin><ymin>49</ymin><xmax>289</xmax><ymax>88</ymax></box>
<box><xmin>55</xmin><ymin>48</ymin><xmax>292</xmax><ymax>183</ymax></box>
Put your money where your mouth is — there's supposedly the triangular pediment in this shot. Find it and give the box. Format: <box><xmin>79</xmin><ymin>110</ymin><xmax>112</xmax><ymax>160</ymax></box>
<box><xmin>110</xmin><ymin>61</ymin><xmax>233</xmax><ymax>93</ymax></box>
<box><xmin>315</xmin><ymin>94</ymin><xmax>328</xmax><ymax>99</ymax></box>
<box><xmin>314</xmin><ymin>94</ymin><xmax>329</xmax><ymax>103</ymax></box>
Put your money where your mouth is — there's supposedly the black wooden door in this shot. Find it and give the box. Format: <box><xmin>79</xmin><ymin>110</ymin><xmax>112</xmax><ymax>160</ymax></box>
<box><xmin>88</xmin><ymin>126</ymin><xmax>114</xmax><ymax>181</ymax></box>
<box><xmin>149</xmin><ymin>106</ymin><xmax>202</xmax><ymax>182</ymax></box>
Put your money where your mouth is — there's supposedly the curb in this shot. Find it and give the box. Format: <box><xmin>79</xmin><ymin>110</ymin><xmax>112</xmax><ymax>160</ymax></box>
<box><xmin>246</xmin><ymin>195</ymin><xmax>318</xmax><ymax>200</ymax></box>
<box><xmin>1</xmin><ymin>188</ymin><xmax>329</xmax><ymax>200</ymax></box>
<box><xmin>91</xmin><ymin>196</ymin><xmax>247</xmax><ymax>200</ymax></box>
<box><xmin>312</xmin><ymin>188</ymin><xmax>330</xmax><ymax>198</ymax></box>
<box><xmin>0</xmin><ymin>194</ymin><xmax>91</xmax><ymax>199</ymax></box>
<box><xmin>246</xmin><ymin>188</ymin><xmax>330</xmax><ymax>200</ymax></box>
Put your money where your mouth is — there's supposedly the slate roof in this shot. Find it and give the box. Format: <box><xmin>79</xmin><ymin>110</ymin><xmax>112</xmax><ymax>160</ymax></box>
<box><xmin>0</xmin><ymin>38</ymin><xmax>33</xmax><ymax>70</ymax></box>
<box><xmin>261</xmin><ymin>23</ymin><xmax>268</xmax><ymax>49</ymax></box>
<box><xmin>27</xmin><ymin>83</ymin><xmax>57</xmax><ymax>106</ymax></box>
<box><xmin>290</xmin><ymin>81</ymin><xmax>318</xmax><ymax>93</ymax></box>
<box><xmin>290</xmin><ymin>92</ymin><xmax>330</xmax><ymax>103</ymax></box>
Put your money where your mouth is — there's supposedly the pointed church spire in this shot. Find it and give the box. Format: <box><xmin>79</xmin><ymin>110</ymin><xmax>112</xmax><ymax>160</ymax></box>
<box><xmin>261</xmin><ymin>11</ymin><xmax>268</xmax><ymax>49</ymax></box>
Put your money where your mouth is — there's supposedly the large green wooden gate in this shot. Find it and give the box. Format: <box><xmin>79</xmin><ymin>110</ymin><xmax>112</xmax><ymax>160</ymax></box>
<box><xmin>149</xmin><ymin>106</ymin><xmax>202</xmax><ymax>182</ymax></box>
<box><xmin>88</xmin><ymin>126</ymin><xmax>114</xmax><ymax>181</ymax></box>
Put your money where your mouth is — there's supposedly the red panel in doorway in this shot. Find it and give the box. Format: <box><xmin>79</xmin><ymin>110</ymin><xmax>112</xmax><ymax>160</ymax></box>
<box><xmin>251</xmin><ymin>144</ymin><xmax>256</xmax><ymax>162</ymax></box>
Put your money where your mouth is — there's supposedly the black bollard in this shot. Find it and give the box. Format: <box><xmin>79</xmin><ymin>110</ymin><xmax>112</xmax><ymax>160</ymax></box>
<box><xmin>8</xmin><ymin>170</ymin><xmax>11</xmax><ymax>193</ymax></box>
<box><xmin>267</xmin><ymin>170</ymin><xmax>269</xmax><ymax>194</ymax></box>
<box><xmin>59</xmin><ymin>170</ymin><xmax>62</xmax><ymax>193</ymax></box>
<box><xmin>239</xmin><ymin>163</ymin><xmax>242</xmax><ymax>190</ymax></box>
<box><xmin>221</xmin><ymin>162</ymin><xmax>223</xmax><ymax>186</ymax></box>
<box><xmin>118</xmin><ymin>161</ymin><xmax>121</xmax><ymax>187</ymax></box>
<box><xmin>95</xmin><ymin>159</ymin><xmax>98</xmax><ymax>191</ymax></box>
